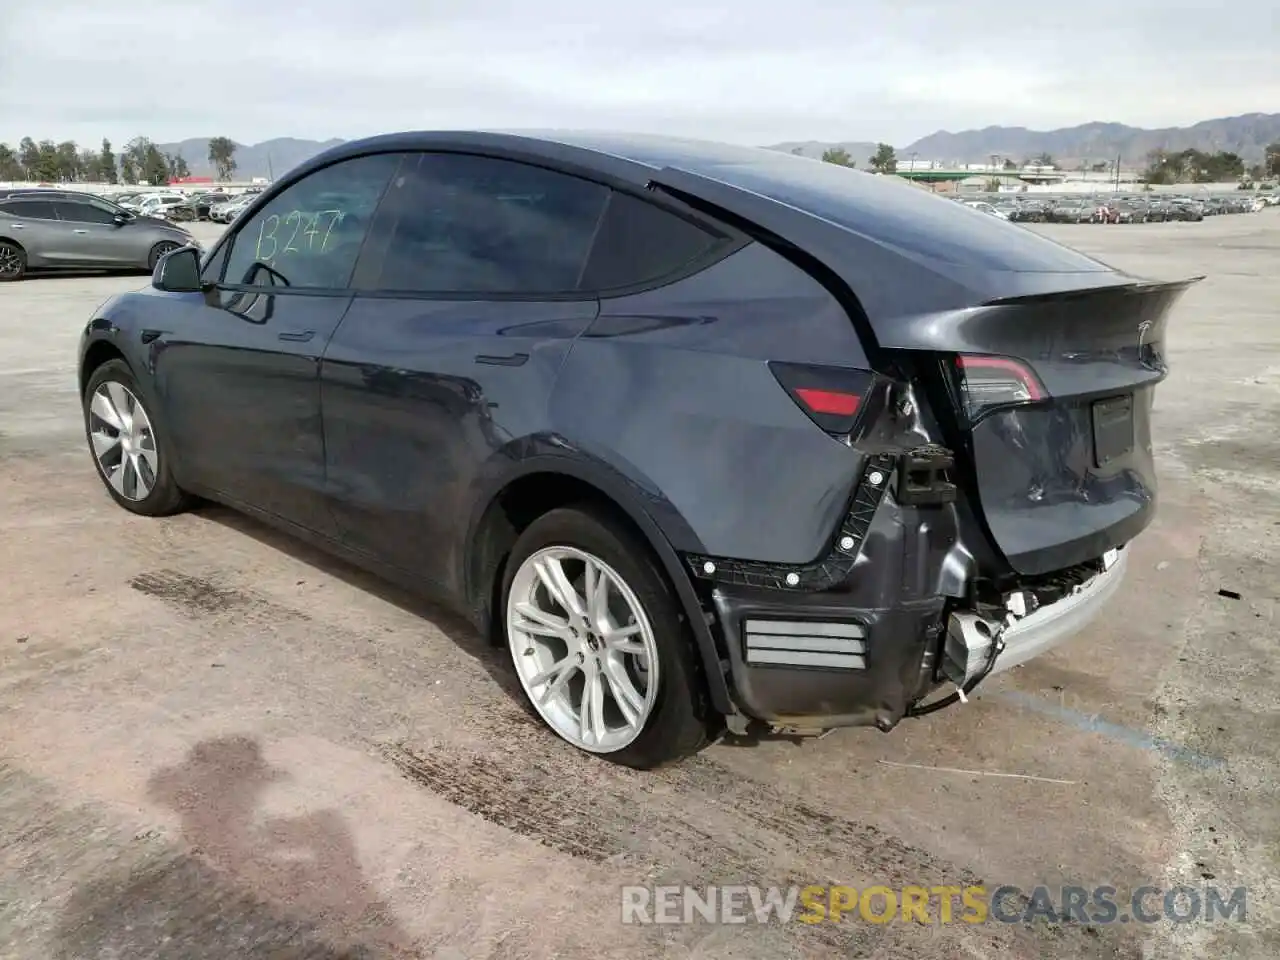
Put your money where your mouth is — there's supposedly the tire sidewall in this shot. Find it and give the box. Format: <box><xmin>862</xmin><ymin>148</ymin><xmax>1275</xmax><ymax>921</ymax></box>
<box><xmin>501</xmin><ymin>506</ymin><xmax>710</xmax><ymax>768</ymax></box>
<box><xmin>83</xmin><ymin>359</ymin><xmax>184</xmax><ymax>516</ymax></box>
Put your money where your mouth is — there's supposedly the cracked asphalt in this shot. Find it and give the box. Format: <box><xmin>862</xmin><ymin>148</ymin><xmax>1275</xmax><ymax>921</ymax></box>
<box><xmin>1</xmin><ymin>213</ymin><xmax>1277</xmax><ymax>959</ymax></box>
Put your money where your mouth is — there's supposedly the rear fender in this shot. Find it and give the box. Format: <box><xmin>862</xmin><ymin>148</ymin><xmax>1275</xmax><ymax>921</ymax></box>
<box><xmin>464</xmin><ymin>445</ymin><xmax>736</xmax><ymax>716</ymax></box>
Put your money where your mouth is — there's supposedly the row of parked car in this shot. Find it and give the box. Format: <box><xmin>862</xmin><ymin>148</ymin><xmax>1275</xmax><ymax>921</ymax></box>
<box><xmin>105</xmin><ymin>188</ymin><xmax>263</xmax><ymax>223</ymax></box>
<box><xmin>956</xmin><ymin>191</ymin><xmax>1276</xmax><ymax>224</ymax></box>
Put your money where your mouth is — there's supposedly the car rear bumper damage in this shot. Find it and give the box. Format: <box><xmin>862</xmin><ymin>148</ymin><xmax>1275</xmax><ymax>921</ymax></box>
<box><xmin>980</xmin><ymin>547</ymin><xmax>1127</xmax><ymax>678</ymax></box>
<box><xmin>707</xmin><ymin>548</ymin><xmax>1127</xmax><ymax>733</ymax></box>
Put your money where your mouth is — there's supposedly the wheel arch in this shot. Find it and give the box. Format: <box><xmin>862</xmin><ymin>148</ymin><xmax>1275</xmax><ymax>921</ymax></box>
<box><xmin>464</xmin><ymin>454</ymin><xmax>735</xmax><ymax>716</ymax></box>
<box><xmin>79</xmin><ymin>338</ymin><xmax>128</xmax><ymax>397</ymax></box>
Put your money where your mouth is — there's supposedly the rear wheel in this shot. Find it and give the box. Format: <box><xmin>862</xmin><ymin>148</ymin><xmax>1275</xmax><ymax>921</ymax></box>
<box><xmin>83</xmin><ymin>359</ymin><xmax>190</xmax><ymax>517</ymax></box>
<box><xmin>0</xmin><ymin>240</ymin><xmax>26</xmax><ymax>281</ymax></box>
<box><xmin>502</xmin><ymin>506</ymin><xmax>714</xmax><ymax>768</ymax></box>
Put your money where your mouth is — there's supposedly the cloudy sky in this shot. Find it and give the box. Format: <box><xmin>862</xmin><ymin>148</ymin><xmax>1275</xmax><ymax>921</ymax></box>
<box><xmin>1</xmin><ymin>0</ymin><xmax>1275</xmax><ymax>149</ymax></box>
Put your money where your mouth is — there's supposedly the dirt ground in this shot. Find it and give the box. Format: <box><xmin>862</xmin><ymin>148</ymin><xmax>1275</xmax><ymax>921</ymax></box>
<box><xmin>1</xmin><ymin>214</ymin><xmax>1277</xmax><ymax>960</ymax></box>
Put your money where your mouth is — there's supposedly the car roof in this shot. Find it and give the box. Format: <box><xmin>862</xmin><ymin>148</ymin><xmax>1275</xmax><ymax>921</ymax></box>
<box><xmin>290</xmin><ymin>130</ymin><xmax>1122</xmax><ymax>321</ymax></box>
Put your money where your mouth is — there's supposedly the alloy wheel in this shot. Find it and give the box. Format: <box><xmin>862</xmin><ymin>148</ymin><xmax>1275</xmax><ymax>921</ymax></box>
<box><xmin>0</xmin><ymin>243</ymin><xmax>22</xmax><ymax>278</ymax></box>
<box><xmin>88</xmin><ymin>381</ymin><xmax>159</xmax><ymax>501</ymax></box>
<box><xmin>150</xmin><ymin>241</ymin><xmax>180</xmax><ymax>269</ymax></box>
<box><xmin>507</xmin><ymin>546</ymin><xmax>659</xmax><ymax>752</ymax></box>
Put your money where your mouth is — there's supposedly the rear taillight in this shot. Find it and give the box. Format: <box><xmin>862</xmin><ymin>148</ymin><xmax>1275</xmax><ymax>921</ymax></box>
<box><xmin>955</xmin><ymin>354</ymin><xmax>1046</xmax><ymax>421</ymax></box>
<box><xmin>769</xmin><ymin>361</ymin><xmax>874</xmax><ymax>435</ymax></box>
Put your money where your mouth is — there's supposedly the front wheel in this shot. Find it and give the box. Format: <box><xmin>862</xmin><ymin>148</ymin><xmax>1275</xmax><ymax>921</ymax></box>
<box><xmin>502</xmin><ymin>506</ymin><xmax>716</xmax><ymax>768</ymax></box>
<box><xmin>148</xmin><ymin>241</ymin><xmax>181</xmax><ymax>272</ymax></box>
<box><xmin>83</xmin><ymin>359</ymin><xmax>191</xmax><ymax>516</ymax></box>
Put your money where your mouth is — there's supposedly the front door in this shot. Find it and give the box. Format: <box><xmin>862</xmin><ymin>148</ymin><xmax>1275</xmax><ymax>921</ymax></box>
<box><xmin>148</xmin><ymin>151</ymin><xmax>401</xmax><ymax>535</ymax></box>
<box><xmin>52</xmin><ymin>197</ymin><xmax>135</xmax><ymax>266</ymax></box>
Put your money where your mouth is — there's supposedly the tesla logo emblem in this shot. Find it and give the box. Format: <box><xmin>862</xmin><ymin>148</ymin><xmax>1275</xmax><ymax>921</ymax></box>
<box><xmin>1137</xmin><ymin>319</ymin><xmax>1153</xmax><ymax>349</ymax></box>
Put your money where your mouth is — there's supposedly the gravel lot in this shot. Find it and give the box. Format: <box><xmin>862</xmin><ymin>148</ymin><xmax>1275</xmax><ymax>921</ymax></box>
<box><xmin>1</xmin><ymin>216</ymin><xmax>1277</xmax><ymax>959</ymax></box>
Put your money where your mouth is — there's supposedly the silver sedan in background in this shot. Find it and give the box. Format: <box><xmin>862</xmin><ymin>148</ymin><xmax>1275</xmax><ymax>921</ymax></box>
<box><xmin>0</xmin><ymin>193</ymin><xmax>198</xmax><ymax>280</ymax></box>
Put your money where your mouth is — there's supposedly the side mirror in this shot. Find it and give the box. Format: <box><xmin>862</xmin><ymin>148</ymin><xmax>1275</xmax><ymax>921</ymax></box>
<box><xmin>152</xmin><ymin>246</ymin><xmax>202</xmax><ymax>292</ymax></box>
<box><xmin>113</xmin><ymin>213</ymin><xmax>132</xmax><ymax>225</ymax></box>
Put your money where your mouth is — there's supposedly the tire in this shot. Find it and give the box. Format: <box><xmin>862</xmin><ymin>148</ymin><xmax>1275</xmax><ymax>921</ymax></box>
<box><xmin>148</xmin><ymin>241</ymin><xmax>181</xmax><ymax>272</ymax></box>
<box><xmin>83</xmin><ymin>359</ymin><xmax>190</xmax><ymax>517</ymax></box>
<box><xmin>0</xmin><ymin>239</ymin><xmax>27</xmax><ymax>281</ymax></box>
<box><xmin>501</xmin><ymin>505</ymin><xmax>716</xmax><ymax>768</ymax></box>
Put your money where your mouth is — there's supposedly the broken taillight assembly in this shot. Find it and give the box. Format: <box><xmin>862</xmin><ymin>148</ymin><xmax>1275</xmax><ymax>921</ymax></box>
<box><xmin>955</xmin><ymin>354</ymin><xmax>1046</xmax><ymax>422</ymax></box>
<box><xmin>769</xmin><ymin>361</ymin><xmax>874</xmax><ymax>435</ymax></box>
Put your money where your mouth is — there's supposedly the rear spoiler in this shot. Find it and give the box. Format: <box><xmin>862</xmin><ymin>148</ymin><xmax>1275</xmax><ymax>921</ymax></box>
<box><xmin>979</xmin><ymin>275</ymin><xmax>1205</xmax><ymax>307</ymax></box>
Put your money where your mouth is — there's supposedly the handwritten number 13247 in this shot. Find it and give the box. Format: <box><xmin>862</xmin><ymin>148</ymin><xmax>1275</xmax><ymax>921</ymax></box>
<box><xmin>254</xmin><ymin>209</ymin><xmax>345</xmax><ymax>262</ymax></box>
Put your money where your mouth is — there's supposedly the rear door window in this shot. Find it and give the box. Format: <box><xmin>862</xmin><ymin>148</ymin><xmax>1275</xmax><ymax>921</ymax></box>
<box><xmin>363</xmin><ymin>152</ymin><xmax>609</xmax><ymax>295</ymax></box>
<box><xmin>1</xmin><ymin>200</ymin><xmax>58</xmax><ymax>220</ymax></box>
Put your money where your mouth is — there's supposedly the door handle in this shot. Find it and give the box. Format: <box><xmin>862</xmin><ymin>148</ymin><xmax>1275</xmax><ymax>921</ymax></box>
<box><xmin>277</xmin><ymin>330</ymin><xmax>315</xmax><ymax>342</ymax></box>
<box><xmin>7</xmin><ymin>224</ymin><xmax>22</xmax><ymax>229</ymax></box>
<box><xmin>475</xmin><ymin>352</ymin><xmax>529</xmax><ymax>367</ymax></box>
<box><xmin>73</xmin><ymin>229</ymin><xmax>89</xmax><ymax>234</ymax></box>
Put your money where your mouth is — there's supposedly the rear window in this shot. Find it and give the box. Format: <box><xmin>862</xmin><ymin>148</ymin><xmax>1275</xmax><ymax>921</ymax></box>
<box><xmin>562</xmin><ymin>136</ymin><xmax>1110</xmax><ymax>275</ymax></box>
<box><xmin>719</xmin><ymin>161</ymin><xmax>1112</xmax><ymax>272</ymax></box>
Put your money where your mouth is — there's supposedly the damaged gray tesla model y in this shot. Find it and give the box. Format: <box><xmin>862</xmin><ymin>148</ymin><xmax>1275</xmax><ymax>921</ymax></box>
<box><xmin>76</xmin><ymin>132</ymin><xmax>1196</xmax><ymax>767</ymax></box>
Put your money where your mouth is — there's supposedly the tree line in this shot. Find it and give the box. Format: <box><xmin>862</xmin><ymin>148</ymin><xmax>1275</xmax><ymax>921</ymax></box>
<box><xmin>1142</xmin><ymin>146</ymin><xmax>1279</xmax><ymax>185</ymax></box>
<box><xmin>806</xmin><ymin>143</ymin><xmax>900</xmax><ymax>172</ymax></box>
<box><xmin>0</xmin><ymin>136</ymin><xmax>240</xmax><ymax>185</ymax></box>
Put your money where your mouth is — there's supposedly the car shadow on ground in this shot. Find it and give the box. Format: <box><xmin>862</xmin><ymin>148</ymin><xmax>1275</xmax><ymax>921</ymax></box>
<box><xmin>191</xmin><ymin>501</ymin><xmax>815</xmax><ymax>755</ymax></box>
<box><xmin>51</xmin><ymin>735</ymin><xmax>416</xmax><ymax>959</ymax></box>
<box><xmin>189</xmin><ymin>502</ymin><xmax>535</xmax><ymax>717</ymax></box>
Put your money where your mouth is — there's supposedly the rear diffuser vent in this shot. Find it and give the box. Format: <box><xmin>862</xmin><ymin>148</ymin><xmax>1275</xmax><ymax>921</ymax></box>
<box><xmin>743</xmin><ymin>619</ymin><xmax>867</xmax><ymax>670</ymax></box>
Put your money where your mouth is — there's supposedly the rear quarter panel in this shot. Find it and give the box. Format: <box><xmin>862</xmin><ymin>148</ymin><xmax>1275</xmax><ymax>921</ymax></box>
<box><xmin>552</xmin><ymin>241</ymin><xmax>874</xmax><ymax>564</ymax></box>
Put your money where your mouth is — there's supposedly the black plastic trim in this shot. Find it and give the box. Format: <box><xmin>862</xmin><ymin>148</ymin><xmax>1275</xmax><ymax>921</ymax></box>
<box><xmin>895</xmin><ymin>445</ymin><xmax>957</xmax><ymax>505</ymax></box>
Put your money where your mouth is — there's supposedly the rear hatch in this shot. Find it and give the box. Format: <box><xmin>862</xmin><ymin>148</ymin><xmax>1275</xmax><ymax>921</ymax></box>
<box><xmin>915</xmin><ymin>280</ymin><xmax>1193</xmax><ymax>574</ymax></box>
<box><xmin>646</xmin><ymin>159</ymin><xmax>1197</xmax><ymax>576</ymax></box>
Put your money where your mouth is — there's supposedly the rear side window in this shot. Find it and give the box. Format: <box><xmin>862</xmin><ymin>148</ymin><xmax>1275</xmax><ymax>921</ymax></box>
<box><xmin>1</xmin><ymin>200</ymin><xmax>57</xmax><ymax>220</ymax></box>
<box><xmin>222</xmin><ymin>153</ymin><xmax>399</xmax><ymax>289</ymax></box>
<box><xmin>367</xmin><ymin>153</ymin><xmax>609</xmax><ymax>295</ymax></box>
<box><xmin>579</xmin><ymin>192</ymin><xmax>721</xmax><ymax>291</ymax></box>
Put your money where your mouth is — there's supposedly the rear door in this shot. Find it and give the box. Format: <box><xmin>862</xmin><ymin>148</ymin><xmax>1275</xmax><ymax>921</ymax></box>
<box><xmin>0</xmin><ymin>199</ymin><xmax>72</xmax><ymax>263</ymax></box>
<box><xmin>320</xmin><ymin>150</ymin><xmax>608</xmax><ymax>592</ymax></box>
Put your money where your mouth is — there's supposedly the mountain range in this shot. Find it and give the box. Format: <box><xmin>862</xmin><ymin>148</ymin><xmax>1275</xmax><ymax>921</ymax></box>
<box><xmin>156</xmin><ymin>136</ymin><xmax>344</xmax><ymax>180</ymax></box>
<box><xmin>158</xmin><ymin>113</ymin><xmax>1280</xmax><ymax>179</ymax></box>
<box><xmin>771</xmin><ymin>113</ymin><xmax>1280</xmax><ymax>167</ymax></box>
